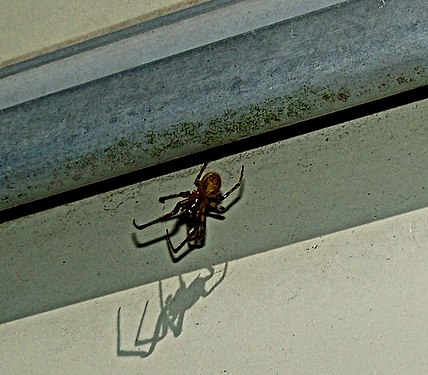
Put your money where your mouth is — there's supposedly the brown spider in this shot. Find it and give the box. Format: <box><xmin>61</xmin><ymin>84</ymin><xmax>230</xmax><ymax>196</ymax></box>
<box><xmin>133</xmin><ymin>162</ymin><xmax>244</xmax><ymax>261</ymax></box>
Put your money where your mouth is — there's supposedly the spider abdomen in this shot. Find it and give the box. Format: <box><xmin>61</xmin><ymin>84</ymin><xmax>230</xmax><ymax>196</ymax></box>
<box><xmin>199</xmin><ymin>172</ymin><xmax>222</xmax><ymax>197</ymax></box>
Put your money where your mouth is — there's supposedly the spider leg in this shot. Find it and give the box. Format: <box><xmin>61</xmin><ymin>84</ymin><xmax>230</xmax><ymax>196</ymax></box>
<box><xmin>133</xmin><ymin>201</ymin><xmax>183</xmax><ymax>230</ymax></box>
<box><xmin>166</xmin><ymin>221</ymin><xmax>204</xmax><ymax>259</ymax></box>
<box><xmin>166</xmin><ymin>229</ymin><xmax>190</xmax><ymax>258</ymax></box>
<box><xmin>209</xmin><ymin>201</ymin><xmax>226</xmax><ymax>213</ymax></box>
<box><xmin>221</xmin><ymin>165</ymin><xmax>244</xmax><ymax>200</ymax></box>
<box><xmin>193</xmin><ymin>212</ymin><xmax>207</xmax><ymax>247</ymax></box>
<box><xmin>194</xmin><ymin>162</ymin><xmax>209</xmax><ymax>186</ymax></box>
<box><xmin>159</xmin><ymin>191</ymin><xmax>191</xmax><ymax>203</ymax></box>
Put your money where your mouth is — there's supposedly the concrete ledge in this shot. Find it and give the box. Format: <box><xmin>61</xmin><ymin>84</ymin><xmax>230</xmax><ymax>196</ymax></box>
<box><xmin>2</xmin><ymin>205</ymin><xmax>428</xmax><ymax>372</ymax></box>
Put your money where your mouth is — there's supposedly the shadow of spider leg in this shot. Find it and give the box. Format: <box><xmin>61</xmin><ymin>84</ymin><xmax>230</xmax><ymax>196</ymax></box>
<box><xmin>165</xmin><ymin>228</ymin><xmax>198</xmax><ymax>261</ymax></box>
<box><xmin>133</xmin><ymin>196</ymin><xmax>188</xmax><ymax>230</ymax></box>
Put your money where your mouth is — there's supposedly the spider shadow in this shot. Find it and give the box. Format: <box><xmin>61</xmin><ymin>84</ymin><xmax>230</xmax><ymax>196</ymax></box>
<box><xmin>117</xmin><ymin>262</ymin><xmax>228</xmax><ymax>358</ymax></box>
<box><xmin>131</xmin><ymin>214</ymin><xmax>187</xmax><ymax>249</ymax></box>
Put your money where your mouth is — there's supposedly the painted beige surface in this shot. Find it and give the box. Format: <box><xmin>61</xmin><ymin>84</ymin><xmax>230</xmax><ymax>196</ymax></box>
<box><xmin>2</xmin><ymin>207</ymin><xmax>428</xmax><ymax>374</ymax></box>
<box><xmin>0</xmin><ymin>0</ymin><xmax>207</xmax><ymax>67</ymax></box>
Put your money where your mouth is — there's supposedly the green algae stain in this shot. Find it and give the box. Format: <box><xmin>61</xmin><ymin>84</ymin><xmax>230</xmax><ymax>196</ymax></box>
<box><xmin>57</xmin><ymin>85</ymin><xmax>352</xmax><ymax>181</ymax></box>
<box><xmin>60</xmin><ymin>137</ymin><xmax>145</xmax><ymax>182</ymax></box>
<box><xmin>286</xmin><ymin>97</ymin><xmax>311</xmax><ymax>118</ymax></box>
<box><xmin>144</xmin><ymin>121</ymin><xmax>203</xmax><ymax>158</ymax></box>
<box><xmin>321</xmin><ymin>90</ymin><xmax>337</xmax><ymax>103</ymax></box>
<box><xmin>321</xmin><ymin>87</ymin><xmax>350</xmax><ymax>103</ymax></box>
<box><xmin>65</xmin><ymin>95</ymin><xmax>293</xmax><ymax>171</ymax></box>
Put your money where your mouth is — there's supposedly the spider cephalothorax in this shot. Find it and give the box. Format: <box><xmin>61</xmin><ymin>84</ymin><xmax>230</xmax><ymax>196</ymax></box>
<box><xmin>133</xmin><ymin>162</ymin><xmax>244</xmax><ymax>262</ymax></box>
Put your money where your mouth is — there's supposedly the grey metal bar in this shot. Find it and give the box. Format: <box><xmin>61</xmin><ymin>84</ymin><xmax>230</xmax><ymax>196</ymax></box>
<box><xmin>0</xmin><ymin>0</ymin><xmax>347</xmax><ymax>108</ymax></box>
<box><xmin>1</xmin><ymin>0</ymin><xmax>427</xmax><ymax>211</ymax></box>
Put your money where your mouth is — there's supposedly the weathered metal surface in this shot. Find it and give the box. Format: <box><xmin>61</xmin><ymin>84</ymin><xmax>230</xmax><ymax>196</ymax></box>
<box><xmin>1</xmin><ymin>0</ymin><xmax>427</xmax><ymax>211</ymax></box>
<box><xmin>0</xmin><ymin>0</ymin><xmax>348</xmax><ymax>105</ymax></box>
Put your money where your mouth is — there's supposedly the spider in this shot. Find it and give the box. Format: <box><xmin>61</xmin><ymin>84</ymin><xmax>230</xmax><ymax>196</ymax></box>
<box><xmin>133</xmin><ymin>162</ymin><xmax>244</xmax><ymax>261</ymax></box>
